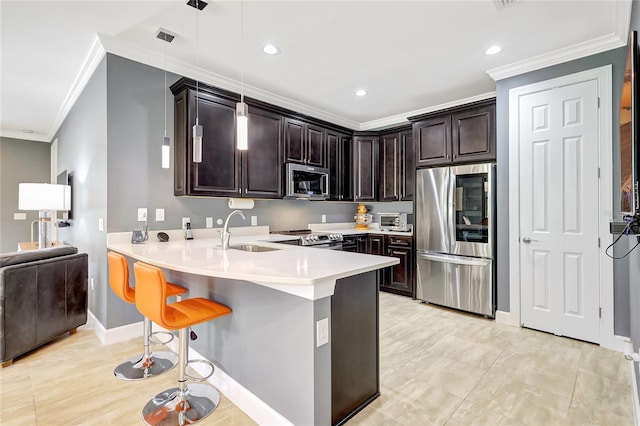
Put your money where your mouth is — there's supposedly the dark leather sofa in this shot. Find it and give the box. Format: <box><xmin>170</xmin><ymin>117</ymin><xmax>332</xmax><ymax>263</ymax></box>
<box><xmin>0</xmin><ymin>246</ymin><xmax>88</xmax><ymax>367</ymax></box>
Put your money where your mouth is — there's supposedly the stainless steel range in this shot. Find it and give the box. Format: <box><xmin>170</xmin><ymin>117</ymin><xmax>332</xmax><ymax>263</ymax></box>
<box><xmin>274</xmin><ymin>230</ymin><xmax>344</xmax><ymax>250</ymax></box>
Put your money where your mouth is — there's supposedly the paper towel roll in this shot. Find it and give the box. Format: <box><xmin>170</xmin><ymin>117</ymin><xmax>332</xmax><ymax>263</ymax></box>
<box><xmin>228</xmin><ymin>198</ymin><xmax>255</xmax><ymax>209</ymax></box>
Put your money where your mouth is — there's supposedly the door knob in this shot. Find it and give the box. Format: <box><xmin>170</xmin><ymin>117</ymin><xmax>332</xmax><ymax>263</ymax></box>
<box><xmin>522</xmin><ymin>237</ymin><xmax>539</xmax><ymax>244</ymax></box>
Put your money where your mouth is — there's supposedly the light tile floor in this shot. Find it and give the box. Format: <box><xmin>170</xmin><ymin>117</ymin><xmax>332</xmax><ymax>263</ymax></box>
<box><xmin>0</xmin><ymin>292</ymin><xmax>633</xmax><ymax>425</ymax></box>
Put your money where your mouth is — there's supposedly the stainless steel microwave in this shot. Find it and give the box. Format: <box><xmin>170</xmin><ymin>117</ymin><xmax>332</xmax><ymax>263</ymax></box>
<box><xmin>378</xmin><ymin>213</ymin><xmax>413</xmax><ymax>231</ymax></box>
<box><xmin>285</xmin><ymin>163</ymin><xmax>329</xmax><ymax>200</ymax></box>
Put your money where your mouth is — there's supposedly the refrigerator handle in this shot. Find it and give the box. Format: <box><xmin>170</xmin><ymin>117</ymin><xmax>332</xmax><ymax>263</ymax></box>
<box><xmin>448</xmin><ymin>169</ymin><xmax>456</xmax><ymax>251</ymax></box>
<box><xmin>417</xmin><ymin>252</ymin><xmax>491</xmax><ymax>267</ymax></box>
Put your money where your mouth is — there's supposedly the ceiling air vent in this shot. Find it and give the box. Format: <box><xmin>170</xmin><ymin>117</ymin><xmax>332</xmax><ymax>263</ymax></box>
<box><xmin>493</xmin><ymin>0</ymin><xmax>520</xmax><ymax>9</ymax></box>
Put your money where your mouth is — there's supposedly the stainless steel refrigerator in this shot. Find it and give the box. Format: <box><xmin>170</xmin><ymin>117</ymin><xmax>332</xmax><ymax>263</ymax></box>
<box><xmin>415</xmin><ymin>163</ymin><xmax>495</xmax><ymax>317</ymax></box>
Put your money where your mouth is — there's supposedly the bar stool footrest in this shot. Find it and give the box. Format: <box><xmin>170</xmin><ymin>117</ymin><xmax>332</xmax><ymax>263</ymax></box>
<box><xmin>149</xmin><ymin>330</ymin><xmax>175</xmax><ymax>345</ymax></box>
<box><xmin>185</xmin><ymin>359</ymin><xmax>215</xmax><ymax>382</ymax></box>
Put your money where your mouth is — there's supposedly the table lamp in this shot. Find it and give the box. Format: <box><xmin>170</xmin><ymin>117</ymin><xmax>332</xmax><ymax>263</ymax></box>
<box><xmin>18</xmin><ymin>183</ymin><xmax>71</xmax><ymax>249</ymax></box>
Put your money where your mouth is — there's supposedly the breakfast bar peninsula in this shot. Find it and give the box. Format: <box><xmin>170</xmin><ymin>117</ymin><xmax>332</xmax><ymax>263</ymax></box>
<box><xmin>107</xmin><ymin>227</ymin><xmax>398</xmax><ymax>426</ymax></box>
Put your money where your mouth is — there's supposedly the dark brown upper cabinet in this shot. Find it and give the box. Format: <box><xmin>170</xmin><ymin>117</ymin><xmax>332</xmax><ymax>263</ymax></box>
<box><xmin>400</xmin><ymin>130</ymin><xmax>415</xmax><ymax>201</ymax></box>
<box><xmin>352</xmin><ymin>135</ymin><xmax>379</xmax><ymax>201</ymax></box>
<box><xmin>173</xmin><ymin>87</ymin><xmax>240</xmax><ymax>197</ymax></box>
<box><xmin>379</xmin><ymin>127</ymin><xmax>414</xmax><ymax>201</ymax></box>
<box><xmin>284</xmin><ymin>118</ymin><xmax>325</xmax><ymax>167</ymax></box>
<box><xmin>243</xmin><ymin>106</ymin><xmax>284</xmax><ymax>198</ymax></box>
<box><xmin>171</xmin><ymin>80</ymin><xmax>283</xmax><ymax>198</ymax></box>
<box><xmin>326</xmin><ymin>130</ymin><xmax>353</xmax><ymax>201</ymax></box>
<box><xmin>411</xmin><ymin>99</ymin><xmax>496</xmax><ymax>168</ymax></box>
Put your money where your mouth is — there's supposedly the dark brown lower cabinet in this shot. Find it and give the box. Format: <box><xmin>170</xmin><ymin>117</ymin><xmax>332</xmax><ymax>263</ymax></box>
<box><xmin>344</xmin><ymin>233</ymin><xmax>415</xmax><ymax>298</ymax></box>
<box><xmin>383</xmin><ymin>235</ymin><xmax>414</xmax><ymax>298</ymax></box>
<box><xmin>331</xmin><ymin>270</ymin><xmax>379</xmax><ymax>425</ymax></box>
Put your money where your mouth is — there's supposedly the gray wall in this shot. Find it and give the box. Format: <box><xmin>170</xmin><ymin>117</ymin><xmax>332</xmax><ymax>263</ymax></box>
<box><xmin>54</xmin><ymin>58</ymin><xmax>109</xmax><ymax>325</ymax></box>
<box><xmin>495</xmin><ymin>47</ymin><xmax>630</xmax><ymax>337</ymax></box>
<box><xmin>0</xmin><ymin>137</ymin><xmax>50</xmax><ymax>252</ymax></box>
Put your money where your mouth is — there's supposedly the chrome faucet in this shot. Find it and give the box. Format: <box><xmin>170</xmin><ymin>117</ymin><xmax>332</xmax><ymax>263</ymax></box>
<box><xmin>220</xmin><ymin>210</ymin><xmax>246</xmax><ymax>249</ymax></box>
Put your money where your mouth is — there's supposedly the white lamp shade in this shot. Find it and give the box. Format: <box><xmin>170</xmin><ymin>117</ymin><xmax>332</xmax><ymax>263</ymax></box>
<box><xmin>19</xmin><ymin>183</ymin><xmax>71</xmax><ymax>211</ymax></box>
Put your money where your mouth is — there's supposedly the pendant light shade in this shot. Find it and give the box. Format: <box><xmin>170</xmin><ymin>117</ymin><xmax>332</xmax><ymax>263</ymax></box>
<box><xmin>193</xmin><ymin>118</ymin><xmax>203</xmax><ymax>163</ymax></box>
<box><xmin>236</xmin><ymin>102</ymin><xmax>248</xmax><ymax>151</ymax></box>
<box><xmin>162</xmin><ymin>136</ymin><xmax>170</xmax><ymax>169</ymax></box>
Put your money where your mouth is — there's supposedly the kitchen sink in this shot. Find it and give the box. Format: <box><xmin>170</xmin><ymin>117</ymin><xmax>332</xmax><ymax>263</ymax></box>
<box><xmin>229</xmin><ymin>244</ymin><xmax>281</xmax><ymax>252</ymax></box>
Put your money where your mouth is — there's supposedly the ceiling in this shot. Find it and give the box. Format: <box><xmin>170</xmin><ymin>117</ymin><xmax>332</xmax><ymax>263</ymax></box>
<box><xmin>0</xmin><ymin>0</ymin><xmax>632</xmax><ymax>143</ymax></box>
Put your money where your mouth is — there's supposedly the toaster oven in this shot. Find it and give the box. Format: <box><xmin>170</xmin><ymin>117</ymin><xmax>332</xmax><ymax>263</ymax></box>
<box><xmin>378</xmin><ymin>213</ymin><xmax>413</xmax><ymax>231</ymax></box>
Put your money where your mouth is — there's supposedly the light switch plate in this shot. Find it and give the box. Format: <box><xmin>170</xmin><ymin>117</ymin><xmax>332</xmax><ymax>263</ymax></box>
<box><xmin>205</xmin><ymin>217</ymin><xmax>213</xmax><ymax>228</ymax></box>
<box><xmin>155</xmin><ymin>208</ymin><xmax>165</xmax><ymax>221</ymax></box>
<box><xmin>14</xmin><ymin>212</ymin><xmax>26</xmax><ymax>220</ymax></box>
<box><xmin>137</xmin><ymin>208</ymin><xmax>148</xmax><ymax>222</ymax></box>
<box><xmin>321</xmin><ymin>214</ymin><xmax>326</xmax><ymax>223</ymax></box>
<box><xmin>98</xmin><ymin>218</ymin><xmax>104</xmax><ymax>232</ymax></box>
<box><xmin>251</xmin><ymin>216</ymin><xmax>258</xmax><ymax>226</ymax></box>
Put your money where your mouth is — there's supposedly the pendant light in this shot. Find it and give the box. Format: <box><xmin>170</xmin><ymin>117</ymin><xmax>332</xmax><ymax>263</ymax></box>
<box><xmin>188</xmin><ymin>0</ymin><xmax>208</xmax><ymax>162</ymax></box>
<box><xmin>157</xmin><ymin>29</ymin><xmax>174</xmax><ymax>169</ymax></box>
<box><xmin>236</xmin><ymin>0</ymin><xmax>248</xmax><ymax>150</ymax></box>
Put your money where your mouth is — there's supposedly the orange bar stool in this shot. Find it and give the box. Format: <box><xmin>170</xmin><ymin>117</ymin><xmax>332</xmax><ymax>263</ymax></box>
<box><xmin>133</xmin><ymin>261</ymin><xmax>231</xmax><ymax>426</ymax></box>
<box><xmin>107</xmin><ymin>251</ymin><xmax>187</xmax><ymax>381</ymax></box>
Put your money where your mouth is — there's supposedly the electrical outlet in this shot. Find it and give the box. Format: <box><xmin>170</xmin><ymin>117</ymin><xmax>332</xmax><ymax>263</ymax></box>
<box><xmin>155</xmin><ymin>208</ymin><xmax>165</xmax><ymax>221</ymax></box>
<box><xmin>316</xmin><ymin>318</ymin><xmax>329</xmax><ymax>347</ymax></box>
<box><xmin>14</xmin><ymin>212</ymin><xmax>26</xmax><ymax>220</ymax></box>
<box><xmin>206</xmin><ymin>217</ymin><xmax>213</xmax><ymax>228</ymax></box>
<box><xmin>321</xmin><ymin>214</ymin><xmax>326</xmax><ymax>223</ymax></box>
<box><xmin>182</xmin><ymin>217</ymin><xmax>191</xmax><ymax>229</ymax></box>
<box><xmin>137</xmin><ymin>208</ymin><xmax>148</xmax><ymax>222</ymax></box>
<box><xmin>251</xmin><ymin>216</ymin><xmax>258</xmax><ymax>226</ymax></box>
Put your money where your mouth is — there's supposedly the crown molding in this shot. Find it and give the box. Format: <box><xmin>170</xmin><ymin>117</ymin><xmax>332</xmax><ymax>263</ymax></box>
<box><xmin>359</xmin><ymin>91</ymin><xmax>497</xmax><ymax>131</ymax></box>
<box><xmin>97</xmin><ymin>33</ymin><xmax>360</xmax><ymax>131</ymax></box>
<box><xmin>487</xmin><ymin>32</ymin><xmax>627</xmax><ymax>81</ymax></box>
<box><xmin>487</xmin><ymin>0</ymin><xmax>630</xmax><ymax>82</ymax></box>
<box><xmin>0</xmin><ymin>129</ymin><xmax>50</xmax><ymax>142</ymax></box>
<box><xmin>44</xmin><ymin>35</ymin><xmax>106</xmax><ymax>142</ymax></box>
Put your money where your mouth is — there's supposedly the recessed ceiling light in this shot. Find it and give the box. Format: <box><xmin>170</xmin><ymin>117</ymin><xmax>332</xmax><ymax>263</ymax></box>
<box><xmin>485</xmin><ymin>45</ymin><xmax>502</xmax><ymax>55</ymax></box>
<box><xmin>355</xmin><ymin>89</ymin><xmax>367</xmax><ymax>97</ymax></box>
<box><xmin>263</xmin><ymin>44</ymin><xmax>279</xmax><ymax>55</ymax></box>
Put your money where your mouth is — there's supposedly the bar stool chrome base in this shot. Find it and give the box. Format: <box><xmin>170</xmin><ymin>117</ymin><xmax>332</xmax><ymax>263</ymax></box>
<box><xmin>114</xmin><ymin>351</ymin><xmax>178</xmax><ymax>381</ymax></box>
<box><xmin>141</xmin><ymin>383</ymin><xmax>220</xmax><ymax>426</ymax></box>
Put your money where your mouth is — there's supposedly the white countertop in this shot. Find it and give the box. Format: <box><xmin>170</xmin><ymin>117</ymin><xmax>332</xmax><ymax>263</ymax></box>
<box><xmin>107</xmin><ymin>227</ymin><xmax>398</xmax><ymax>301</ymax></box>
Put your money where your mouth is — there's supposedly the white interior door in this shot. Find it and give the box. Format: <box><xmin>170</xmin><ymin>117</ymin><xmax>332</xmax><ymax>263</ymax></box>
<box><xmin>518</xmin><ymin>79</ymin><xmax>600</xmax><ymax>343</ymax></box>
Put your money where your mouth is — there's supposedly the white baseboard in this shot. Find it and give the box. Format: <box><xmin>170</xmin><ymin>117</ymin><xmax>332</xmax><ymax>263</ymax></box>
<box><xmin>89</xmin><ymin>310</ymin><xmax>143</xmax><ymax>346</ymax></box>
<box><xmin>611</xmin><ymin>335</ymin><xmax>631</xmax><ymax>353</ymax></box>
<box><xmin>156</xmin><ymin>324</ymin><xmax>292</xmax><ymax>426</ymax></box>
<box><xmin>495</xmin><ymin>310</ymin><xmax>519</xmax><ymax>327</ymax></box>
<box><xmin>629</xmin><ymin>358</ymin><xmax>640</xmax><ymax>426</ymax></box>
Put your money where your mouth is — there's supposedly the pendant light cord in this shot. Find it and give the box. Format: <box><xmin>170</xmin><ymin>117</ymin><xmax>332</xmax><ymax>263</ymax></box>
<box><xmin>164</xmin><ymin>39</ymin><xmax>167</xmax><ymax>138</ymax></box>
<box><xmin>195</xmin><ymin>0</ymin><xmax>200</xmax><ymax>120</ymax></box>
<box><xmin>240</xmin><ymin>0</ymin><xmax>244</xmax><ymax>103</ymax></box>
